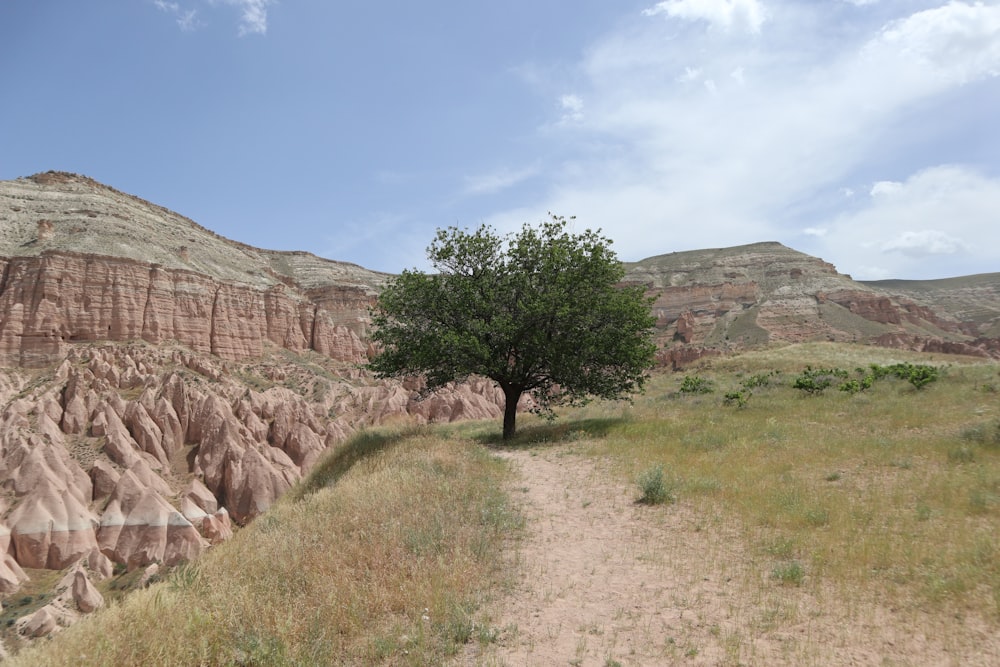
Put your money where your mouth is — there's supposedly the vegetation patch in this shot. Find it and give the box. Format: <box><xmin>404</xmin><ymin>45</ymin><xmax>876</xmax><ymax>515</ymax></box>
<box><xmin>636</xmin><ymin>464</ymin><xmax>676</xmax><ymax>505</ymax></box>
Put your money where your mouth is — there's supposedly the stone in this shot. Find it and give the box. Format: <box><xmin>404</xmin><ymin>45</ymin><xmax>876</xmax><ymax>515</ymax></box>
<box><xmin>71</xmin><ymin>567</ymin><xmax>104</xmax><ymax>613</ymax></box>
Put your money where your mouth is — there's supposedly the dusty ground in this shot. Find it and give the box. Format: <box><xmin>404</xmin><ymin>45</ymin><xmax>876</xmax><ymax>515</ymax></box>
<box><xmin>459</xmin><ymin>445</ymin><xmax>1000</xmax><ymax>667</ymax></box>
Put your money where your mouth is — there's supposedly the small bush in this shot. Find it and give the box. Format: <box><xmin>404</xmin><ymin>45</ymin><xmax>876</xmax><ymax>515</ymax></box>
<box><xmin>679</xmin><ymin>375</ymin><xmax>714</xmax><ymax>394</ymax></box>
<box><xmin>792</xmin><ymin>366</ymin><xmax>848</xmax><ymax>395</ymax></box>
<box><xmin>637</xmin><ymin>465</ymin><xmax>676</xmax><ymax>505</ymax></box>
<box><xmin>742</xmin><ymin>371</ymin><xmax>778</xmax><ymax>389</ymax></box>
<box><xmin>723</xmin><ymin>389</ymin><xmax>751</xmax><ymax>408</ymax></box>
<box><xmin>839</xmin><ymin>368</ymin><xmax>875</xmax><ymax>394</ymax></box>
<box><xmin>873</xmin><ymin>362</ymin><xmax>940</xmax><ymax>390</ymax></box>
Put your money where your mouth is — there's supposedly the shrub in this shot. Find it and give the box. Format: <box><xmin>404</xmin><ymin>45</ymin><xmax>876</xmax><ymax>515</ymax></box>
<box><xmin>637</xmin><ymin>465</ymin><xmax>676</xmax><ymax>505</ymax></box>
<box><xmin>742</xmin><ymin>371</ymin><xmax>778</xmax><ymax>389</ymax></box>
<box><xmin>679</xmin><ymin>375</ymin><xmax>714</xmax><ymax>394</ymax></box>
<box><xmin>873</xmin><ymin>362</ymin><xmax>940</xmax><ymax>390</ymax></box>
<box><xmin>723</xmin><ymin>389</ymin><xmax>751</xmax><ymax>408</ymax></box>
<box><xmin>840</xmin><ymin>368</ymin><xmax>876</xmax><ymax>394</ymax></box>
<box><xmin>894</xmin><ymin>363</ymin><xmax>939</xmax><ymax>390</ymax></box>
<box><xmin>792</xmin><ymin>366</ymin><xmax>848</xmax><ymax>395</ymax></box>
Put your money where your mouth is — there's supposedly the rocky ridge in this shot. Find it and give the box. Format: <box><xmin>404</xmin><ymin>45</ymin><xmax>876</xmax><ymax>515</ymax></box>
<box><xmin>0</xmin><ymin>342</ymin><xmax>508</xmax><ymax>645</ymax></box>
<box><xmin>626</xmin><ymin>243</ymin><xmax>1000</xmax><ymax>367</ymax></box>
<box><xmin>0</xmin><ymin>172</ymin><xmax>387</xmax><ymax>368</ymax></box>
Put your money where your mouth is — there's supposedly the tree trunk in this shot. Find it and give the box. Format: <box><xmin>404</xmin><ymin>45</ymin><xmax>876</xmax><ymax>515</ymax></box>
<box><xmin>502</xmin><ymin>386</ymin><xmax>521</xmax><ymax>440</ymax></box>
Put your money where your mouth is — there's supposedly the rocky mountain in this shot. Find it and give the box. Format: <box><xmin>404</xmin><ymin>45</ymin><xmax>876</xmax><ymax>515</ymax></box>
<box><xmin>626</xmin><ymin>243</ymin><xmax>1000</xmax><ymax>367</ymax></box>
<box><xmin>0</xmin><ymin>171</ymin><xmax>390</xmax><ymax>368</ymax></box>
<box><xmin>0</xmin><ymin>171</ymin><xmax>997</xmax><ymax>644</ymax></box>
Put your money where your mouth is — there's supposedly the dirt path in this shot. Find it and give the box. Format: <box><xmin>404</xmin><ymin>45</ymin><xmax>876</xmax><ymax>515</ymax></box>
<box><xmin>460</xmin><ymin>445</ymin><xmax>1000</xmax><ymax>667</ymax></box>
<box><xmin>474</xmin><ymin>446</ymin><xmax>747</xmax><ymax>666</ymax></box>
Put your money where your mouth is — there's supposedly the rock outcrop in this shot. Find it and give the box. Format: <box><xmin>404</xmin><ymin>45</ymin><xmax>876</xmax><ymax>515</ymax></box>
<box><xmin>0</xmin><ymin>172</ymin><xmax>387</xmax><ymax>368</ymax></box>
<box><xmin>0</xmin><ymin>343</ymin><xmax>506</xmax><ymax>593</ymax></box>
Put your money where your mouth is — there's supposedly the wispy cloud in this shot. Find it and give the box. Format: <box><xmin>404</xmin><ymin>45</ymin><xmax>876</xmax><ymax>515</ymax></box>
<box><xmin>152</xmin><ymin>0</ymin><xmax>274</xmax><ymax>36</ymax></box>
<box><xmin>825</xmin><ymin>165</ymin><xmax>1000</xmax><ymax>277</ymax></box>
<box><xmin>643</xmin><ymin>0</ymin><xmax>768</xmax><ymax>34</ymax></box>
<box><xmin>152</xmin><ymin>0</ymin><xmax>203</xmax><ymax>32</ymax></box>
<box><xmin>558</xmin><ymin>94</ymin><xmax>585</xmax><ymax>123</ymax></box>
<box><xmin>218</xmin><ymin>0</ymin><xmax>273</xmax><ymax>37</ymax></box>
<box><xmin>464</xmin><ymin>165</ymin><xmax>540</xmax><ymax>196</ymax></box>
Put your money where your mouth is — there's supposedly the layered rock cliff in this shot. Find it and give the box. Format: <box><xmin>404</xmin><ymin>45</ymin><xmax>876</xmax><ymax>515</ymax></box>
<box><xmin>1</xmin><ymin>172</ymin><xmax>387</xmax><ymax>368</ymax></box>
<box><xmin>623</xmin><ymin>243</ymin><xmax>998</xmax><ymax>368</ymax></box>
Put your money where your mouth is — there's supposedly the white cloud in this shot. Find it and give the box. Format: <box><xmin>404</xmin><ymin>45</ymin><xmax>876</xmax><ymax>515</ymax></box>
<box><xmin>559</xmin><ymin>94</ymin><xmax>585</xmax><ymax>123</ymax></box>
<box><xmin>883</xmin><ymin>230</ymin><xmax>967</xmax><ymax>257</ymax></box>
<box><xmin>464</xmin><ymin>165</ymin><xmax>540</xmax><ymax>196</ymax></box>
<box><xmin>866</xmin><ymin>1</ymin><xmax>1000</xmax><ymax>86</ymax></box>
<box><xmin>482</xmin><ymin>2</ymin><xmax>1000</xmax><ymax>279</ymax></box>
<box><xmin>235</xmin><ymin>0</ymin><xmax>272</xmax><ymax>36</ymax></box>
<box><xmin>819</xmin><ymin>166</ymin><xmax>1000</xmax><ymax>278</ymax></box>
<box><xmin>154</xmin><ymin>0</ymin><xmax>272</xmax><ymax>35</ymax></box>
<box><xmin>643</xmin><ymin>0</ymin><xmax>767</xmax><ymax>34</ymax></box>
<box><xmin>214</xmin><ymin>0</ymin><xmax>273</xmax><ymax>36</ymax></box>
<box><xmin>152</xmin><ymin>0</ymin><xmax>203</xmax><ymax>32</ymax></box>
<box><xmin>870</xmin><ymin>181</ymin><xmax>902</xmax><ymax>197</ymax></box>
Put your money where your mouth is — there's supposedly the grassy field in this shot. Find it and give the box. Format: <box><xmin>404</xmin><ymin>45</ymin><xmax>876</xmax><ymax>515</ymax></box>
<box><xmin>9</xmin><ymin>342</ymin><xmax>1000</xmax><ymax>664</ymax></box>
<box><xmin>562</xmin><ymin>343</ymin><xmax>1000</xmax><ymax>619</ymax></box>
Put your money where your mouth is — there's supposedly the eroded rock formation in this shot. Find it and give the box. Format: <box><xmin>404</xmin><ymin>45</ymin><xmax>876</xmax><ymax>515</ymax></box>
<box><xmin>0</xmin><ymin>344</ymin><xmax>507</xmax><ymax>595</ymax></box>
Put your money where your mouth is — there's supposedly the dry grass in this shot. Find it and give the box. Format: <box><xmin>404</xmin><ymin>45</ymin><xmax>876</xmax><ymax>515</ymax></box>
<box><xmin>564</xmin><ymin>343</ymin><xmax>1000</xmax><ymax>619</ymax></box>
<box><xmin>9</xmin><ymin>427</ymin><xmax>520</xmax><ymax>666</ymax></box>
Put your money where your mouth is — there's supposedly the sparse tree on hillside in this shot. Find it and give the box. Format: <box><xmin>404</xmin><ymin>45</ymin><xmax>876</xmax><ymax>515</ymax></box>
<box><xmin>367</xmin><ymin>215</ymin><xmax>657</xmax><ymax>440</ymax></box>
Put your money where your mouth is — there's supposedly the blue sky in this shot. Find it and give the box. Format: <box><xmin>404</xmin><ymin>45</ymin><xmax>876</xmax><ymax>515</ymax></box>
<box><xmin>2</xmin><ymin>1</ymin><xmax>998</xmax><ymax>280</ymax></box>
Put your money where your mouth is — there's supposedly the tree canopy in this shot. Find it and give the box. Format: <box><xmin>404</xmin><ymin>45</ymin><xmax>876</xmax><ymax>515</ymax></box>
<box><xmin>367</xmin><ymin>215</ymin><xmax>657</xmax><ymax>439</ymax></box>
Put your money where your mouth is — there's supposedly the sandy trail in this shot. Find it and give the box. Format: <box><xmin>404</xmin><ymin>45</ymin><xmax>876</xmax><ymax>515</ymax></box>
<box><xmin>460</xmin><ymin>445</ymin><xmax>1000</xmax><ymax>667</ymax></box>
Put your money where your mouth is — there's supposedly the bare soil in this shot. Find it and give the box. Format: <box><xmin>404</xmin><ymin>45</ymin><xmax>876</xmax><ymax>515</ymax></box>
<box><xmin>460</xmin><ymin>445</ymin><xmax>1000</xmax><ymax>666</ymax></box>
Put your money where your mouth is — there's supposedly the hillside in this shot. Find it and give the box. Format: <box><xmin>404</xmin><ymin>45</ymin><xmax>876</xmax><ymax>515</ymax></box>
<box><xmin>864</xmin><ymin>274</ymin><xmax>1000</xmax><ymax>339</ymax></box>
<box><xmin>625</xmin><ymin>243</ymin><xmax>1000</xmax><ymax>367</ymax></box>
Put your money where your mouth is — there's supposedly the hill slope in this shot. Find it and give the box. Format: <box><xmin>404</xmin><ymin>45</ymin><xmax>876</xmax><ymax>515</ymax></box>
<box><xmin>625</xmin><ymin>243</ymin><xmax>1000</xmax><ymax>366</ymax></box>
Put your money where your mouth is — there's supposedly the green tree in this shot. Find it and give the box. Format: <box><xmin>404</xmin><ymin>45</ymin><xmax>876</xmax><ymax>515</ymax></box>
<box><xmin>367</xmin><ymin>215</ymin><xmax>657</xmax><ymax>439</ymax></box>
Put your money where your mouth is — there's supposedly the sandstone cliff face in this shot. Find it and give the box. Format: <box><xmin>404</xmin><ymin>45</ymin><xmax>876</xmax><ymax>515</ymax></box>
<box><xmin>863</xmin><ymin>274</ymin><xmax>1000</xmax><ymax>339</ymax></box>
<box><xmin>1</xmin><ymin>172</ymin><xmax>387</xmax><ymax>369</ymax></box>
<box><xmin>0</xmin><ymin>252</ymin><xmax>373</xmax><ymax>367</ymax></box>
<box><xmin>0</xmin><ymin>173</ymin><xmax>508</xmax><ymax>617</ymax></box>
